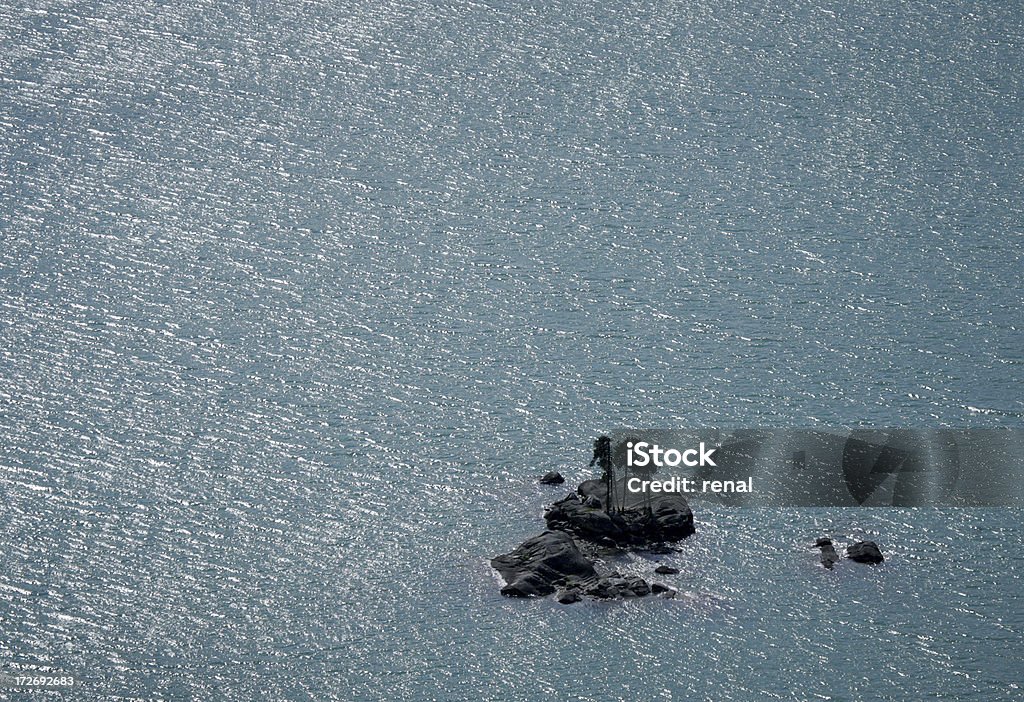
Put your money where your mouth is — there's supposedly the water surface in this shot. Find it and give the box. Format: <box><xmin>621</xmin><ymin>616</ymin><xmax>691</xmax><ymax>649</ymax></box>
<box><xmin>1</xmin><ymin>0</ymin><xmax>1022</xmax><ymax>698</ymax></box>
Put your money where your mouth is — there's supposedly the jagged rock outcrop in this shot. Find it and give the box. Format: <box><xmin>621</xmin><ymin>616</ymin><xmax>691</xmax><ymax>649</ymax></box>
<box><xmin>491</xmin><ymin>530</ymin><xmax>598</xmax><ymax>597</ymax></box>
<box><xmin>543</xmin><ymin>479</ymin><xmax>694</xmax><ymax>546</ymax></box>
<box><xmin>493</xmin><ymin>473</ymin><xmax>695</xmax><ymax>602</ymax></box>
<box><xmin>847</xmin><ymin>540</ymin><xmax>884</xmax><ymax>564</ymax></box>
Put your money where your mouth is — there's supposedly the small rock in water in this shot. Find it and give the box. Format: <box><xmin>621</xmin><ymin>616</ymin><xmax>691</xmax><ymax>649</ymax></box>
<box><xmin>847</xmin><ymin>540</ymin><xmax>884</xmax><ymax>564</ymax></box>
<box><xmin>650</xmin><ymin>582</ymin><xmax>672</xmax><ymax>594</ymax></box>
<box><xmin>539</xmin><ymin>471</ymin><xmax>566</xmax><ymax>485</ymax></box>
<box><xmin>814</xmin><ymin>537</ymin><xmax>841</xmax><ymax>569</ymax></box>
<box><xmin>491</xmin><ymin>530</ymin><xmax>598</xmax><ymax>597</ymax></box>
<box><xmin>654</xmin><ymin>565</ymin><xmax>680</xmax><ymax>575</ymax></box>
<box><xmin>555</xmin><ymin>588</ymin><xmax>582</xmax><ymax>604</ymax></box>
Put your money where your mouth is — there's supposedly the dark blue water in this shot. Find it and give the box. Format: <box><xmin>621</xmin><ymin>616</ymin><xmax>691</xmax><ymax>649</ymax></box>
<box><xmin>1</xmin><ymin>0</ymin><xmax>1022</xmax><ymax>698</ymax></box>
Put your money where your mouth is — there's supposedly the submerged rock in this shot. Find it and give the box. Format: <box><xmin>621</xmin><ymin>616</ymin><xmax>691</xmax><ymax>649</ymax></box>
<box><xmin>491</xmin><ymin>530</ymin><xmax>598</xmax><ymax>597</ymax></box>
<box><xmin>539</xmin><ymin>471</ymin><xmax>566</xmax><ymax>485</ymax></box>
<box><xmin>847</xmin><ymin>540</ymin><xmax>884</xmax><ymax>564</ymax></box>
<box><xmin>814</xmin><ymin>538</ymin><xmax>841</xmax><ymax>569</ymax></box>
<box><xmin>650</xmin><ymin>582</ymin><xmax>673</xmax><ymax>594</ymax></box>
<box><xmin>646</xmin><ymin>542</ymin><xmax>678</xmax><ymax>555</ymax></box>
<box><xmin>654</xmin><ymin>565</ymin><xmax>680</xmax><ymax>575</ymax></box>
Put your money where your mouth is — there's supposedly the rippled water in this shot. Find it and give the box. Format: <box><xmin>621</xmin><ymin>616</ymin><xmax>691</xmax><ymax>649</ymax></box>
<box><xmin>1</xmin><ymin>0</ymin><xmax>1022</xmax><ymax>699</ymax></box>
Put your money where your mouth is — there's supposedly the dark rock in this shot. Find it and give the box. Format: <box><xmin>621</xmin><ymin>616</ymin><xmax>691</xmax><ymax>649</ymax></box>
<box><xmin>847</xmin><ymin>540</ymin><xmax>884</xmax><ymax>564</ymax></box>
<box><xmin>814</xmin><ymin>537</ymin><xmax>840</xmax><ymax>569</ymax></box>
<box><xmin>576</xmin><ymin>478</ymin><xmax>603</xmax><ymax>498</ymax></box>
<box><xmin>555</xmin><ymin>588</ymin><xmax>582</xmax><ymax>605</ymax></box>
<box><xmin>584</xmin><ymin>575</ymin><xmax>651</xmax><ymax>599</ymax></box>
<box><xmin>646</xmin><ymin>495</ymin><xmax>697</xmax><ymax>542</ymax></box>
<box><xmin>584</xmin><ymin>577</ymin><xmax>624</xmax><ymax>600</ymax></box>
<box><xmin>654</xmin><ymin>565</ymin><xmax>680</xmax><ymax>575</ymax></box>
<box><xmin>553</xmin><ymin>575</ymin><xmax>585</xmax><ymax>590</ymax></box>
<box><xmin>494</xmin><ymin>467</ymin><xmax>697</xmax><ymax>601</ymax></box>
<box><xmin>650</xmin><ymin>582</ymin><xmax>672</xmax><ymax>594</ymax></box>
<box><xmin>491</xmin><ymin>531</ymin><xmax>598</xmax><ymax>597</ymax></box>
<box><xmin>546</xmin><ymin>479</ymin><xmax>694</xmax><ymax>546</ymax></box>
<box><xmin>624</xmin><ymin>576</ymin><xmax>651</xmax><ymax>597</ymax></box>
<box><xmin>544</xmin><ymin>496</ymin><xmax>627</xmax><ymax>542</ymax></box>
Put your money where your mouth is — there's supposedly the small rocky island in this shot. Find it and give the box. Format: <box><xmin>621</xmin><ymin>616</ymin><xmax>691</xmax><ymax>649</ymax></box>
<box><xmin>493</xmin><ymin>463</ymin><xmax>694</xmax><ymax>603</ymax></box>
<box><xmin>494</xmin><ymin>437</ymin><xmax>886</xmax><ymax>603</ymax></box>
<box><xmin>813</xmin><ymin>538</ymin><xmax>885</xmax><ymax>567</ymax></box>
